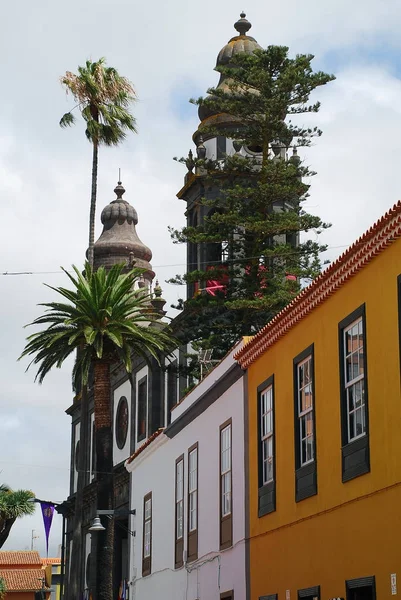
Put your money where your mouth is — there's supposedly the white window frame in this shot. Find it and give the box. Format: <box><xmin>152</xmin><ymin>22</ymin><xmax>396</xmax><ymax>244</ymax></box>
<box><xmin>343</xmin><ymin>317</ymin><xmax>366</xmax><ymax>442</ymax></box>
<box><xmin>175</xmin><ymin>458</ymin><xmax>184</xmax><ymax>540</ymax></box>
<box><xmin>297</xmin><ymin>355</ymin><xmax>314</xmax><ymax>466</ymax></box>
<box><xmin>188</xmin><ymin>448</ymin><xmax>198</xmax><ymax>532</ymax></box>
<box><xmin>220</xmin><ymin>423</ymin><xmax>232</xmax><ymax>517</ymax></box>
<box><xmin>261</xmin><ymin>385</ymin><xmax>274</xmax><ymax>485</ymax></box>
<box><xmin>136</xmin><ymin>367</ymin><xmax>148</xmax><ymax>446</ymax></box>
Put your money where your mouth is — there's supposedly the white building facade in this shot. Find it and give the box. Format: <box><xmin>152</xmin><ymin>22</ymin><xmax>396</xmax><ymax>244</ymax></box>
<box><xmin>125</xmin><ymin>343</ymin><xmax>247</xmax><ymax>600</ymax></box>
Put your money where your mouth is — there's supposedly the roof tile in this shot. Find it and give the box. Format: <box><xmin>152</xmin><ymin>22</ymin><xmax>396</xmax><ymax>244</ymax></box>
<box><xmin>0</xmin><ymin>551</ymin><xmax>42</xmax><ymax>566</ymax></box>
<box><xmin>0</xmin><ymin>568</ymin><xmax>49</xmax><ymax>591</ymax></box>
<box><xmin>235</xmin><ymin>201</ymin><xmax>401</xmax><ymax>367</ymax></box>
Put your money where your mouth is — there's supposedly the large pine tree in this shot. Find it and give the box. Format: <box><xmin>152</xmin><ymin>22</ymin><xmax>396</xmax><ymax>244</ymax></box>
<box><xmin>170</xmin><ymin>45</ymin><xmax>334</xmax><ymax>357</ymax></box>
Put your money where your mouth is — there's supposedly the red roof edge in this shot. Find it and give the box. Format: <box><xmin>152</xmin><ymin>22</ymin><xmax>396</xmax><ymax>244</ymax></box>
<box><xmin>126</xmin><ymin>428</ymin><xmax>165</xmax><ymax>465</ymax></box>
<box><xmin>235</xmin><ymin>200</ymin><xmax>401</xmax><ymax>367</ymax></box>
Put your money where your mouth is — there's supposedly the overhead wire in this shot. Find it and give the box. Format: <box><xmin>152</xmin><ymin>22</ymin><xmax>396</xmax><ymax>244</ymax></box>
<box><xmin>0</xmin><ymin>242</ymin><xmax>364</xmax><ymax>278</ymax></box>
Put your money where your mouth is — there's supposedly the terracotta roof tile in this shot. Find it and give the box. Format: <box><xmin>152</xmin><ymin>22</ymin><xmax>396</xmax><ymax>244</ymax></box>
<box><xmin>0</xmin><ymin>551</ymin><xmax>42</xmax><ymax>566</ymax></box>
<box><xmin>42</xmin><ymin>558</ymin><xmax>61</xmax><ymax>565</ymax></box>
<box><xmin>0</xmin><ymin>568</ymin><xmax>49</xmax><ymax>591</ymax></box>
<box><xmin>126</xmin><ymin>428</ymin><xmax>164</xmax><ymax>464</ymax></box>
<box><xmin>235</xmin><ymin>201</ymin><xmax>401</xmax><ymax>368</ymax></box>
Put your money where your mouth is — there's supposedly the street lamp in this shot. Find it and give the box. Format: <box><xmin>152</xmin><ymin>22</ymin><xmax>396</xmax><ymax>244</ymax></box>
<box><xmin>88</xmin><ymin>509</ymin><xmax>135</xmax><ymax>534</ymax></box>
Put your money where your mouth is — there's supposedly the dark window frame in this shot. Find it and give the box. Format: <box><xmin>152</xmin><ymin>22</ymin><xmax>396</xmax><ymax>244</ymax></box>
<box><xmin>174</xmin><ymin>454</ymin><xmax>184</xmax><ymax>569</ymax></box>
<box><xmin>220</xmin><ymin>591</ymin><xmax>234</xmax><ymax>600</ymax></box>
<box><xmin>137</xmin><ymin>375</ymin><xmax>148</xmax><ymax>444</ymax></box>
<box><xmin>219</xmin><ymin>418</ymin><xmax>233</xmax><ymax>550</ymax></box>
<box><xmin>167</xmin><ymin>359</ymin><xmax>178</xmax><ymax>425</ymax></box>
<box><xmin>339</xmin><ymin>304</ymin><xmax>370</xmax><ymax>482</ymax></box>
<box><xmin>187</xmin><ymin>442</ymin><xmax>198</xmax><ymax>562</ymax></box>
<box><xmin>298</xmin><ymin>585</ymin><xmax>320</xmax><ymax>600</ymax></box>
<box><xmin>91</xmin><ymin>417</ymin><xmax>96</xmax><ymax>481</ymax></box>
<box><xmin>346</xmin><ymin>576</ymin><xmax>376</xmax><ymax>600</ymax></box>
<box><xmin>260</xmin><ymin>595</ymin><xmax>278</xmax><ymax>600</ymax></box>
<box><xmin>142</xmin><ymin>492</ymin><xmax>152</xmax><ymax>577</ymax></box>
<box><xmin>257</xmin><ymin>375</ymin><xmax>276</xmax><ymax>517</ymax></box>
<box><xmin>293</xmin><ymin>344</ymin><xmax>317</xmax><ymax>502</ymax></box>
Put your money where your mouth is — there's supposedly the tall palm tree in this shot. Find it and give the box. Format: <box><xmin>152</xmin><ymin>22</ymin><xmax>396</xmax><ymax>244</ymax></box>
<box><xmin>20</xmin><ymin>263</ymin><xmax>176</xmax><ymax>600</ymax></box>
<box><xmin>0</xmin><ymin>484</ymin><xmax>35</xmax><ymax>548</ymax></box>
<box><xmin>60</xmin><ymin>58</ymin><xmax>137</xmax><ymax>267</ymax></box>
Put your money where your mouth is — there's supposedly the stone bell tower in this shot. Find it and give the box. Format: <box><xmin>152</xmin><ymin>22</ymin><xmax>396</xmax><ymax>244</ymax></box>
<box><xmin>177</xmin><ymin>13</ymin><xmax>264</xmax><ymax>300</ymax></box>
<box><xmin>93</xmin><ymin>180</ymin><xmax>155</xmax><ymax>290</ymax></box>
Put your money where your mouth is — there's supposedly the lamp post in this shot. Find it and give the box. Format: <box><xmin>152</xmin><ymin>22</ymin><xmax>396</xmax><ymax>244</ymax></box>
<box><xmin>88</xmin><ymin>508</ymin><xmax>135</xmax><ymax>599</ymax></box>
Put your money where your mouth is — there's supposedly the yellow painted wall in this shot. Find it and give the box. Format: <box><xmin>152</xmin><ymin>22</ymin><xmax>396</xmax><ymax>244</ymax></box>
<box><xmin>247</xmin><ymin>235</ymin><xmax>401</xmax><ymax>599</ymax></box>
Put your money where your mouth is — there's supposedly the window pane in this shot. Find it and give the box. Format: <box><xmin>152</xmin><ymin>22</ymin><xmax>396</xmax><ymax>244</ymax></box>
<box><xmin>222</xmin><ymin>472</ymin><xmax>231</xmax><ymax>516</ymax></box>
<box><xmin>176</xmin><ymin>501</ymin><xmax>183</xmax><ymax>538</ymax></box>
<box><xmin>144</xmin><ymin>521</ymin><xmax>151</xmax><ymax>557</ymax></box>
<box><xmin>262</xmin><ymin>438</ymin><xmax>273</xmax><ymax>483</ymax></box>
<box><xmin>306</xmin><ymin>436</ymin><xmax>314</xmax><ymax>462</ymax></box>
<box><xmin>189</xmin><ymin>491</ymin><xmax>197</xmax><ymax>531</ymax></box>
<box><xmin>145</xmin><ymin>499</ymin><xmax>151</xmax><ymax>520</ymax></box>
<box><xmin>176</xmin><ymin>460</ymin><xmax>183</xmax><ymax>500</ymax></box>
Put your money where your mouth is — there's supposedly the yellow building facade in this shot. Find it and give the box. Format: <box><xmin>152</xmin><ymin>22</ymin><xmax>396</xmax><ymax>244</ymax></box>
<box><xmin>235</xmin><ymin>202</ymin><xmax>401</xmax><ymax>600</ymax></box>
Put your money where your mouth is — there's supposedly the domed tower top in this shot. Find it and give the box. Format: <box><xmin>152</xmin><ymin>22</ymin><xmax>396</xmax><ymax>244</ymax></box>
<box><xmin>197</xmin><ymin>13</ymin><xmax>262</xmax><ymax>125</ymax></box>
<box><xmin>93</xmin><ymin>181</ymin><xmax>155</xmax><ymax>288</ymax></box>
<box><xmin>216</xmin><ymin>13</ymin><xmax>262</xmax><ymax>68</ymax></box>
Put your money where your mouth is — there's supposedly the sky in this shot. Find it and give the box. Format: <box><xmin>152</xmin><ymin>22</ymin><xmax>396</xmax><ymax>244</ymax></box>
<box><xmin>1</xmin><ymin>0</ymin><xmax>401</xmax><ymax>555</ymax></box>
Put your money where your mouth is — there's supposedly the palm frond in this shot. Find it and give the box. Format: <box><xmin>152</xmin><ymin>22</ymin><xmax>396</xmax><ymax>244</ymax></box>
<box><xmin>59</xmin><ymin>112</ymin><xmax>76</xmax><ymax>128</ymax></box>
<box><xmin>21</xmin><ymin>262</ymin><xmax>178</xmax><ymax>387</ymax></box>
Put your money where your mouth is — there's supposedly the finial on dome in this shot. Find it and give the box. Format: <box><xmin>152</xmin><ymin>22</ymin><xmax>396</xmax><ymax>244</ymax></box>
<box><xmin>234</xmin><ymin>12</ymin><xmax>252</xmax><ymax>36</ymax></box>
<box><xmin>114</xmin><ymin>180</ymin><xmax>126</xmax><ymax>199</ymax></box>
<box><xmin>289</xmin><ymin>146</ymin><xmax>301</xmax><ymax>166</ymax></box>
<box><xmin>154</xmin><ymin>280</ymin><xmax>162</xmax><ymax>297</ymax></box>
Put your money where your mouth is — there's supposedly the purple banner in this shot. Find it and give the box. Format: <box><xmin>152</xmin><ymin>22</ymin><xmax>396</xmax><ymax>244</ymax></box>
<box><xmin>40</xmin><ymin>502</ymin><xmax>55</xmax><ymax>556</ymax></box>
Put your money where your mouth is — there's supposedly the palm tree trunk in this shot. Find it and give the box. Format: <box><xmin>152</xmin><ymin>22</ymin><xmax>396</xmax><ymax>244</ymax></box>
<box><xmin>88</xmin><ymin>141</ymin><xmax>99</xmax><ymax>268</ymax></box>
<box><xmin>94</xmin><ymin>359</ymin><xmax>114</xmax><ymax>600</ymax></box>
<box><xmin>0</xmin><ymin>517</ymin><xmax>16</xmax><ymax>548</ymax></box>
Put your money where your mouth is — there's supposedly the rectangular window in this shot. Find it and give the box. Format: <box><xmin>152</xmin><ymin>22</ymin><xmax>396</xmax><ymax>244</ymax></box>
<box><xmin>137</xmin><ymin>376</ymin><xmax>147</xmax><ymax>443</ymax></box>
<box><xmin>261</xmin><ymin>387</ymin><xmax>274</xmax><ymax>485</ymax></box>
<box><xmin>187</xmin><ymin>443</ymin><xmax>198</xmax><ymax>562</ymax></box>
<box><xmin>339</xmin><ymin>305</ymin><xmax>370</xmax><ymax>482</ymax></box>
<box><xmin>298</xmin><ymin>585</ymin><xmax>320</xmax><ymax>600</ymax></box>
<box><xmin>257</xmin><ymin>376</ymin><xmax>276</xmax><ymax>517</ymax></box>
<box><xmin>294</xmin><ymin>345</ymin><xmax>317</xmax><ymax>502</ymax></box>
<box><xmin>174</xmin><ymin>455</ymin><xmax>184</xmax><ymax>568</ymax></box>
<box><xmin>220</xmin><ymin>419</ymin><xmax>233</xmax><ymax>549</ymax></box>
<box><xmin>346</xmin><ymin>576</ymin><xmax>376</xmax><ymax>600</ymax></box>
<box><xmin>142</xmin><ymin>492</ymin><xmax>152</xmax><ymax>577</ymax></box>
<box><xmin>344</xmin><ymin>319</ymin><xmax>366</xmax><ymax>442</ymax></box>
<box><xmin>216</xmin><ymin>136</ymin><xmax>226</xmax><ymax>160</ymax></box>
<box><xmin>167</xmin><ymin>360</ymin><xmax>178</xmax><ymax>425</ymax></box>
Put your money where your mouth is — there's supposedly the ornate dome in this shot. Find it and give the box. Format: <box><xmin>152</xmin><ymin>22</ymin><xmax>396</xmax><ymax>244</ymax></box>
<box><xmin>93</xmin><ymin>181</ymin><xmax>155</xmax><ymax>284</ymax></box>
<box><xmin>198</xmin><ymin>13</ymin><xmax>262</xmax><ymax>123</ymax></box>
<box><xmin>216</xmin><ymin>13</ymin><xmax>262</xmax><ymax>68</ymax></box>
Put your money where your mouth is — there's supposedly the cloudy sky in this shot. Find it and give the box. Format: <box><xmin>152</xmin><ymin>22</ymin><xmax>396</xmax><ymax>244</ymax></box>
<box><xmin>1</xmin><ymin>0</ymin><xmax>401</xmax><ymax>554</ymax></box>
